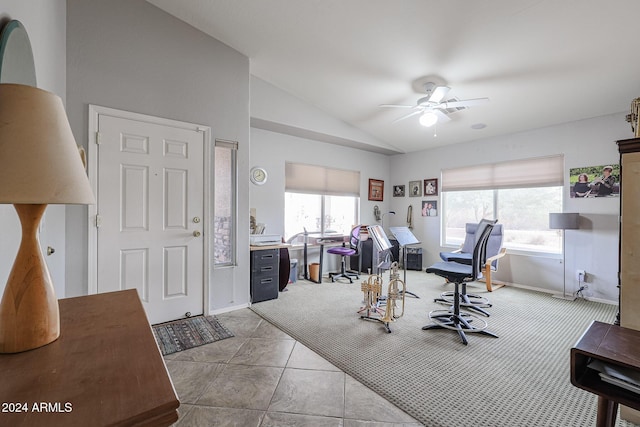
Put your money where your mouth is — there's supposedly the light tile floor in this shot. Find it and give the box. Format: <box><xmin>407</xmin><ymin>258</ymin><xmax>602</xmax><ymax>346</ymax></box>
<box><xmin>165</xmin><ymin>308</ymin><xmax>423</xmax><ymax>426</ymax></box>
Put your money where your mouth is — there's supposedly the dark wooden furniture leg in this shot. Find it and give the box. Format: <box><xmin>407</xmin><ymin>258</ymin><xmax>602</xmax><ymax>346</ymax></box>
<box><xmin>596</xmin><ymin>397</ymin><xmax>618</xmax><ymax>427</ymax></box>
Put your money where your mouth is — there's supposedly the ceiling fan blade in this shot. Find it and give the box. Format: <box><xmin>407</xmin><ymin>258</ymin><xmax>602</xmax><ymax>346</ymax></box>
<box><xmin>441</xmin><ymin>98</ymin><xmax>489</xmax><ymax>109</ymax></box>
<box><xmin>392</xmin><ymin>109</ymin><xmax>423</xmax><ymax>123</ymax></box>
<box><xmin>433</xmin><ymin>109</ymin><xmax>451</xmax><ymax>123</ymax></box>
<box><xmin>379</xmin><ymin>104</ymin><xmax>414</xmax><ymax>108</ymax></box>
<box><xmin>429</xmin><ymin>86</ymin><xmax>451</xmax><ymax>103</ymax></box>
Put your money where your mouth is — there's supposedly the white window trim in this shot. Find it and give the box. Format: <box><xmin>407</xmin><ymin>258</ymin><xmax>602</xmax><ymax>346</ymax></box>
<box><xmin>213</xmin><ymin>139</ymin><xmax>238</xmax><ymax>268</ymax></box>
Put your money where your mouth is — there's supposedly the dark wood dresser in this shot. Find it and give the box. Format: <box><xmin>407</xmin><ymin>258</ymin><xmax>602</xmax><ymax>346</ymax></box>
<box><xmin>0</xmin><ymin>289</ymin><xmax>179</xmax><ymax>426</ymax></box>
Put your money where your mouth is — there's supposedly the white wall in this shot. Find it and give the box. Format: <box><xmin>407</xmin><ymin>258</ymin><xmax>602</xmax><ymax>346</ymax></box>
<box><xmin>389</xmin><ymin>113</ymin><xmax>633</xmax><ymax>302</ymax></box>
<box><xmin>66</xmin><ymin>0</ymin><xmax>251</xmax><ymax>313</ymax></box>
<box><xmin>250</xmin><ymin>127</ymin><xmax>391</xmax><ymax>275</ymax></box>
<box><xmin>0</xmin><ymin>1</ymin><xmax>68</xmax><ymax>298</ymax></box>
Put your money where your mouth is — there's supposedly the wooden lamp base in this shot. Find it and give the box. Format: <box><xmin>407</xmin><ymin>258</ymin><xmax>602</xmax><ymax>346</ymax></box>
<box><xmin>0</xmin><ymin>204</ymin><xmax>60</xmax><ymax>353</ymax></box>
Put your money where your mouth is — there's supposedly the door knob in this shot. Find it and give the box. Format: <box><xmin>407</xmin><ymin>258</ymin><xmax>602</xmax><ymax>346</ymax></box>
<box><xmin>193</xmin><ymin>230</ymin><xmax>201</xmax><ymax>237</ymax></box>
<box><xmin>47</xmin><ymin>246</ymin><xmax>55</xmax><ymax>256</ymax></box>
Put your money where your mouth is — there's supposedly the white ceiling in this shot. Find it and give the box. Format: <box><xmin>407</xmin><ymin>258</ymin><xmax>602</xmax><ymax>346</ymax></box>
<box><xmin>147</xmin><ymin>0</ymin><xmax>640</xmax><ymax>153</ymax></box>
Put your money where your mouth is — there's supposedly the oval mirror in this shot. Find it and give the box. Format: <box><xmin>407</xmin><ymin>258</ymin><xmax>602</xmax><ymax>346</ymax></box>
<box><xmin>0</xmin><ymin>20</ymin><xmax>36</xmax><ymax>86</ymax></box>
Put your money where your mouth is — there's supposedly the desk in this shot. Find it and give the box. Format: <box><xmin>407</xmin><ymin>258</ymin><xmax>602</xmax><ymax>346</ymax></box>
<box><xmin>571</xmin><ymin>320</ymin><xmax>640</xmax><ymax>427</ymax></box>
<box><xmin>292</xmin><ymin>237</ymin><xmax>347</xmax><ymax>283</ymax></box>
<box><xmin>0</xmin><ymin>289</ymin><xmax>179</xmax><ymax>426</ymax></box>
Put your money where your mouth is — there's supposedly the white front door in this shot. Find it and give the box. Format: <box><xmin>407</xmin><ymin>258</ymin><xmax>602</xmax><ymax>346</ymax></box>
<box><xmin>96</xmin><ymin>114</ymin><xmax>204</xmax><ymax>324</ymax></box>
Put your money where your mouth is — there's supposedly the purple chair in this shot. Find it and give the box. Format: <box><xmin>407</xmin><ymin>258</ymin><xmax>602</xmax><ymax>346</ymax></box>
<box><xmin>327</xmin><ymin>226</ymin><xmax>361</xmax><ymax>283</ymax></box>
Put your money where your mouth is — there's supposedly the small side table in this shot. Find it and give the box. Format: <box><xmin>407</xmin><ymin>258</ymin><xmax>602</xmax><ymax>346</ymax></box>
<box><xmin>571</xmin><ymin>320</ymin><xmax>640</xmax><ymax>427</ymax></box>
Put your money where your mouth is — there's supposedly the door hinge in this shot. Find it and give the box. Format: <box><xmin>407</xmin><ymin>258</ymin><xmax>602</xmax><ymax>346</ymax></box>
<box><xmin>95</xmin><ymin>215</ymin><xmax>102</xmax><ymax>228</ymax></box>
<box><xmin>95</xmin><ymin>132</ymin><xmax>102</xmax><ymax>145</ymax></box>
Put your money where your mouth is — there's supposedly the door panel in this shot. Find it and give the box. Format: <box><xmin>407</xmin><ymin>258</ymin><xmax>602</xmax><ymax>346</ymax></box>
<box><xmin>96</xmin><ymin>114</ymin><xmax>204</xmax><ymax>324</ymax></box>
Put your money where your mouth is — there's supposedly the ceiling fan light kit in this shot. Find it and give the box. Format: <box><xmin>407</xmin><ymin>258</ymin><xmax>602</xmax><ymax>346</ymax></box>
<box><xmin>419</xmin><ymin>111</ymin><xmax>438</xmax><ymax>127</ymax></box>
<box><xmin>381</xmin><ymin>78</ymin><xmax>489</xmax><ymax>130</ymax></box>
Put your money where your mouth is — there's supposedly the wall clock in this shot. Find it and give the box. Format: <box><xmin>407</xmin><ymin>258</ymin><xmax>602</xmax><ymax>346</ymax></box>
<box><xmin>250</xmin><ymin>166</ymin><xmax>268</xmax><ymax>185</ymax></box>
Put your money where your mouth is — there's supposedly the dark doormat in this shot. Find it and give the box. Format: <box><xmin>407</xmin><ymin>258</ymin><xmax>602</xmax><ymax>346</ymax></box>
<box><xmin>152</xmin><ymin>315</ymin><xmax>234</xmax><ymax>356</ymax></box>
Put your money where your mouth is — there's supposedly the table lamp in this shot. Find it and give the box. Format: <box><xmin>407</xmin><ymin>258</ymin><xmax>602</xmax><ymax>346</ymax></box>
<box><xmin>0</xmin><ymin>84</ymin><xmax>95</xmax><ymax>353</ymax></box>
<box><xmin>549</xmin><ymin>212</ymin><xmax>580</xmax><ymax>301</ymax></box>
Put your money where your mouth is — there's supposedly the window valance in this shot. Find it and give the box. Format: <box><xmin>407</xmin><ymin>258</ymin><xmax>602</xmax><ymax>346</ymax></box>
<box><xmin>441</xmin><ymin>155</ymin><xmax>564</xmax><ymax>191</ymax></box>
<box><xmin>285</xmin><ymin>162</ymin><xmax>360</xmax><ymax>196</ymax></box>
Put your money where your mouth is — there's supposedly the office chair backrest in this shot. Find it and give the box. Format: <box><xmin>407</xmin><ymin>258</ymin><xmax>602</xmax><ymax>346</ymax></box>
<box><xmin>485</xmin><ymin>224</ymin><xmax>503</xmax><ymax>268</ymax></box>
<box><xmin>474</xmin><ymin>218</ymin><xmax>495</xmax><ymax>245</ymax></box>
<box><xmin>461</xmin><ymin>220</ymin><xmax>491</xmax><ymax>253</ymax></box>
<box><xmin>350</xmin><ymin>225</ymin><xmax>361</xmax><ymax>251</ymax></box>
<box><xmin>461</xmin><ymin>220</ymin><xmax>503</xmax><ymax>269</ymax></box>
<box><xmin>471</xmin><ymin>221</ymin><xmax>497</xmax><ymax>281</ymax></box>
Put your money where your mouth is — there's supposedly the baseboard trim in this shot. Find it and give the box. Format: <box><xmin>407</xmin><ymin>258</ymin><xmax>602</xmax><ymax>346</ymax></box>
<box><xmin>210</xmin><ymin>303</ymin><xmax>250</xmax><ymax>315</ymax></box>
<box><xmin>504</xmin><ymin>282</ymin><xmax>618</xmax><ymax>305</ymax></box>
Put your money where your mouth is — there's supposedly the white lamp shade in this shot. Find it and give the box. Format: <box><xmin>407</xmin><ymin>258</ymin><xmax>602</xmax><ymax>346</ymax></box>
<box><xmin>549</xmin><ymin>213</ymin><xmax>579</xmax><ymax>230</ymax></box>
<box><xmin>0</xmin><ymin>84</ymin><xmax>95</xmax><ymax>204</ymax></box>
<box><xmin>419</xmin><ymin>111</ymin><xmax>438</xmax><ymax>127</ymax></box>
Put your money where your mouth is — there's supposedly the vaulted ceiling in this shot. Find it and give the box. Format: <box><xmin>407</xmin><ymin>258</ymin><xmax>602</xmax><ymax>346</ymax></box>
<box><xmin>148</xmin><ymin>0</ymin><xmax>640</xmax><ymax>153</ymax></box>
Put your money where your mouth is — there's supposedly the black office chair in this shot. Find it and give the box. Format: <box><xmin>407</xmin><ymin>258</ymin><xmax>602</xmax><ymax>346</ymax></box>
<box><xmin>435</xmin><ymin>219</ymin><xmax>498</xmax><ymax>317</ymax></box>
<box><xmin>327</xmin><ymin>225</ymin><xmax>361</xmax><ymax>283</ymax></box>
<box><xmin>439</xmin><ymin>222</ymin><xmax>507</xmax><ymax>292</ymax></box>
<box><xmin>423</xmin><ymin>220</ymin><xmax>498</xmax><ymax>345</ymax></box>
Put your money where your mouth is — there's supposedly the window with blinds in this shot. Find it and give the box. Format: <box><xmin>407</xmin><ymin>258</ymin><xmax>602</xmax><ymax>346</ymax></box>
<box><xmin>284</xmin><ymin>163</ymin><xmax>360</xmax><ymax>240</ymax></box>
<box><xmin>441</xmin><ymin>155</ymin><xmax>564</xmax><ymax>254</ymax></box>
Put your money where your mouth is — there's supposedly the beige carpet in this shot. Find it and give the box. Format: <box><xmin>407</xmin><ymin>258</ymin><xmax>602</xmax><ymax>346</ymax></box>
<box><xmin>250</xmin><ymin>270</ymin><xmax>635</xmax><ymax>427</ymax></box>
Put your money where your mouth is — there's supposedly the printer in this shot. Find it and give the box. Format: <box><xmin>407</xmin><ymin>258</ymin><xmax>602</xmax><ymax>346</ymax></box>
<box><xmin>250</xmin><ymin>234</ymin><xmax>282</xmax><ymax>246</ymax></box>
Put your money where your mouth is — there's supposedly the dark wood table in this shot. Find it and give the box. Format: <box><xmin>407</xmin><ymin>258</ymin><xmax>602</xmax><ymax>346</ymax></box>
<box><xmin>0</xmin><ymin>289</ymin><xmax>179</xmax><ymax>426</ymax></box>
<box><xmin>571</xmin><ymin>320</ymin><xmax>640</xmax><ymax>427</ymax></box>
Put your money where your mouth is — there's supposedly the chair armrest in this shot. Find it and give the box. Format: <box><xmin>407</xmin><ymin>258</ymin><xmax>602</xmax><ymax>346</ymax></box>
<box><xmin>485</xmin><ymin>247</ymin><xmax>507</xmax><ymax>267</ymax></box>
<box><xmin>451</xmin><ymin>243</ymin><xmax>463</xmax><ymax>254</ymax></box>
<box><xmin>482</xmin><ymin>247</ymin><xmax>507</xmax><ymax>292</ymax></box>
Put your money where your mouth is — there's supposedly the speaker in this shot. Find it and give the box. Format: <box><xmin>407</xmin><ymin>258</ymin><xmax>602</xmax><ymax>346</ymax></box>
<box><xmin>405</xmin><ymin>247</ymin><xmax>422</xmax><ymax>271</ymax></box>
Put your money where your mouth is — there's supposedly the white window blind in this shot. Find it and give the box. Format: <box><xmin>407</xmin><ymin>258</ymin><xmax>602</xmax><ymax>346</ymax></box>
<box><xmin>285</xmin><ymin>162</ymin><xmax>360</xmax><ymax>197</ymax></box>
<box><xmin>441</xmin><ymin>155</ymin><xmax>564</xmax><ymax>191</ymax></box>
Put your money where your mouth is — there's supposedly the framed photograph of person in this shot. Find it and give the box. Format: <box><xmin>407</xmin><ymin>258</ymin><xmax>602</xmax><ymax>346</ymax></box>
<box><xmin>368</xmin><ymin>178</ymin><xmax>384</xmax><ymax>201</ymax></box>
<box><xmin>423</xmin><ymin>178</ymin><xmax>438</xmax><ymax>196</ymax></box>
<box><xmin>569</xmin><ymin>164</ymin><xmax>620</xmax><ymax>198</ymax></box>
<box><xmin>409</xmin><ymin>180</ymin><xmax>422</xmax><ymax>197</ymax></box>
<box><xmin>393</xmin><ymin>185</ymin><xmax>405</xmax><ymax>197</ymax></box>
<box><xmin>421</xmin><ymin>200</ymin><xmax>438</xmax><ymax>217</ymax></box>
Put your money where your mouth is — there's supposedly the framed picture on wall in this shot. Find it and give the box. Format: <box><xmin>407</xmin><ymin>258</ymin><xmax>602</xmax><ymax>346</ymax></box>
<box><xmin>569</xmin><ymin>164</ymin><xmax>619</xmax><ymax>198</ymax></box>
<box><xmin>423</xmin><ymin>178</ymin><xmax>438</xmax><ymax>196</ymax></box>
<box><xmin>368</xmin><ymin>179</ymin><xmax>384</xmax><ymax>201</ymax></box>
<box><xmin>393</xmin><ymin>185</ymin><xmax>405</xmax><ymax>197</ymax></box>
<box><xmin>409</xmin><ymin>180</ymin><xmax>422</xmax><ymax>197</ymax></box>
<box><xmin>421</xmin><ymin>200</ymin><xmax>438</xmax><ymax>217</ymax></box>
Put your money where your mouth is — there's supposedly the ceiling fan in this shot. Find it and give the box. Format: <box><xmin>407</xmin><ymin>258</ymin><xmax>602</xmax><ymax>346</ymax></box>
<box><xmin>380</xmin><ymin>82</ymin><xmax>489</xmax><ymax>127</ymax></box>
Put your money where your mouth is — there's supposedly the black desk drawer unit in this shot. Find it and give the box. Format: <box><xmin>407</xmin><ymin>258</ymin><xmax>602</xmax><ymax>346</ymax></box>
<box><xmin>250</xmin><ymin>248</ymin><xmax>279</xmax><ymax>303</ymax></box>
